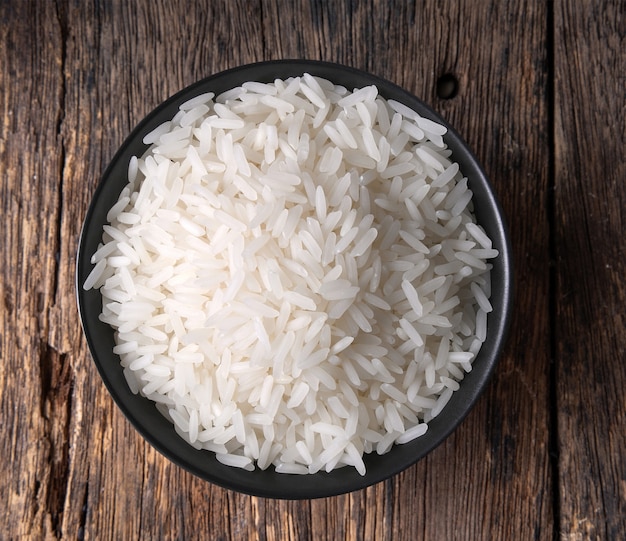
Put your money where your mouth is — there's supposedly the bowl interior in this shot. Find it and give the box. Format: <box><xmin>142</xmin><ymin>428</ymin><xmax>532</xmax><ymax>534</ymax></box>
<box><xmin>76</xmin><ymin>60</ymin><xmax>513</xmax><ymax>499</ymax></box>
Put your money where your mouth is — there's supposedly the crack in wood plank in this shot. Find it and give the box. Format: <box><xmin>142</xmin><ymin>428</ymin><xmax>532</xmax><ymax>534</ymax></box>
<box><xmin>39</xmin><ymin>343</ymin><xmax>73</xmax><ymax>539</ymax></box>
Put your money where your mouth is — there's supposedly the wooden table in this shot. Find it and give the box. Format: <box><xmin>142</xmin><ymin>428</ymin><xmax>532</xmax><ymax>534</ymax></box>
<box><xmin>2</xmin><ymin>1</ymin><xmax>624</xmax><ymax>539</ymax></box>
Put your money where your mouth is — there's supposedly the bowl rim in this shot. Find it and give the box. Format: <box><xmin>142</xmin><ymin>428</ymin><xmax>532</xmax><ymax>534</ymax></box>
<box><xmin>76</xmin><ymin>59</ymin><xmax>513</xmax><ymax>499</ymax></box>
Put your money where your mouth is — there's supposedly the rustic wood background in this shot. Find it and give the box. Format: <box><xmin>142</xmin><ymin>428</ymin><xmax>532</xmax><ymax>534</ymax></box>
<box><xmin>1</xmin><ymin>0</ymin><xmax>624</xmax><ymax>539</ymax></box>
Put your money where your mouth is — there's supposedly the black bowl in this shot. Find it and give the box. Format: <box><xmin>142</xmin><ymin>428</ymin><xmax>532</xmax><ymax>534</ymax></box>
<box><xmin>76</xmin><ymin>60</ymin><xmax>513</xmax><ymax>499</ymax></box>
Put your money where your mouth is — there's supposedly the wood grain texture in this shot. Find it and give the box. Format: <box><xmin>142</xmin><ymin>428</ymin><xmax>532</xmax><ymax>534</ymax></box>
<box><xmin>554</xmin><ymin>1</ymin><xmax>626</xmax><ymax>539</ymax></box>
<box><xmin>1</xmin><ymin>1</ymin><xmax>67</xmax><ymax>538</ymax></box>
<box><xmin>1</xmin><ymin>0</ymin><xmax>621</xmax><ymax>539</ymax></box>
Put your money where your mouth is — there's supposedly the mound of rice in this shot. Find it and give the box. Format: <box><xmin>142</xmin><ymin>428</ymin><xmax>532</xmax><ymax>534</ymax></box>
<box><xmin>84</xmin><ymin>74</ymin><xmax>498</xmax><ymax>476</ymax></box>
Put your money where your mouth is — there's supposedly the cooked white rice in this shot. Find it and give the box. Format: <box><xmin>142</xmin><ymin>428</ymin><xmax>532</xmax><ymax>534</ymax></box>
<box><xmin>85</xmin><ymin>74</ymin><xmax>497</xmax><ymax>476</ymax></box>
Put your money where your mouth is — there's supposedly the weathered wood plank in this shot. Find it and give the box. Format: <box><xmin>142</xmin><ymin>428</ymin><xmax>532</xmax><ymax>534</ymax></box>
<box><xmin>262</xmin><ymin>4</ymin><xmax>553</xmax><ymax>539</ymax></box>
<box><xmin>52</xmin><ymin>1</ymin><xmax>266</xmax><ymax>539</ymax></box>
<box><xmin>554</xmin><ymin>2</ymin><xmax>626</xmax><ymax>538</ymax></box>
<box><xmin>0</xmin><ymin>1</ymin><xmax>68</xmax><ymax>538</ymax></box>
